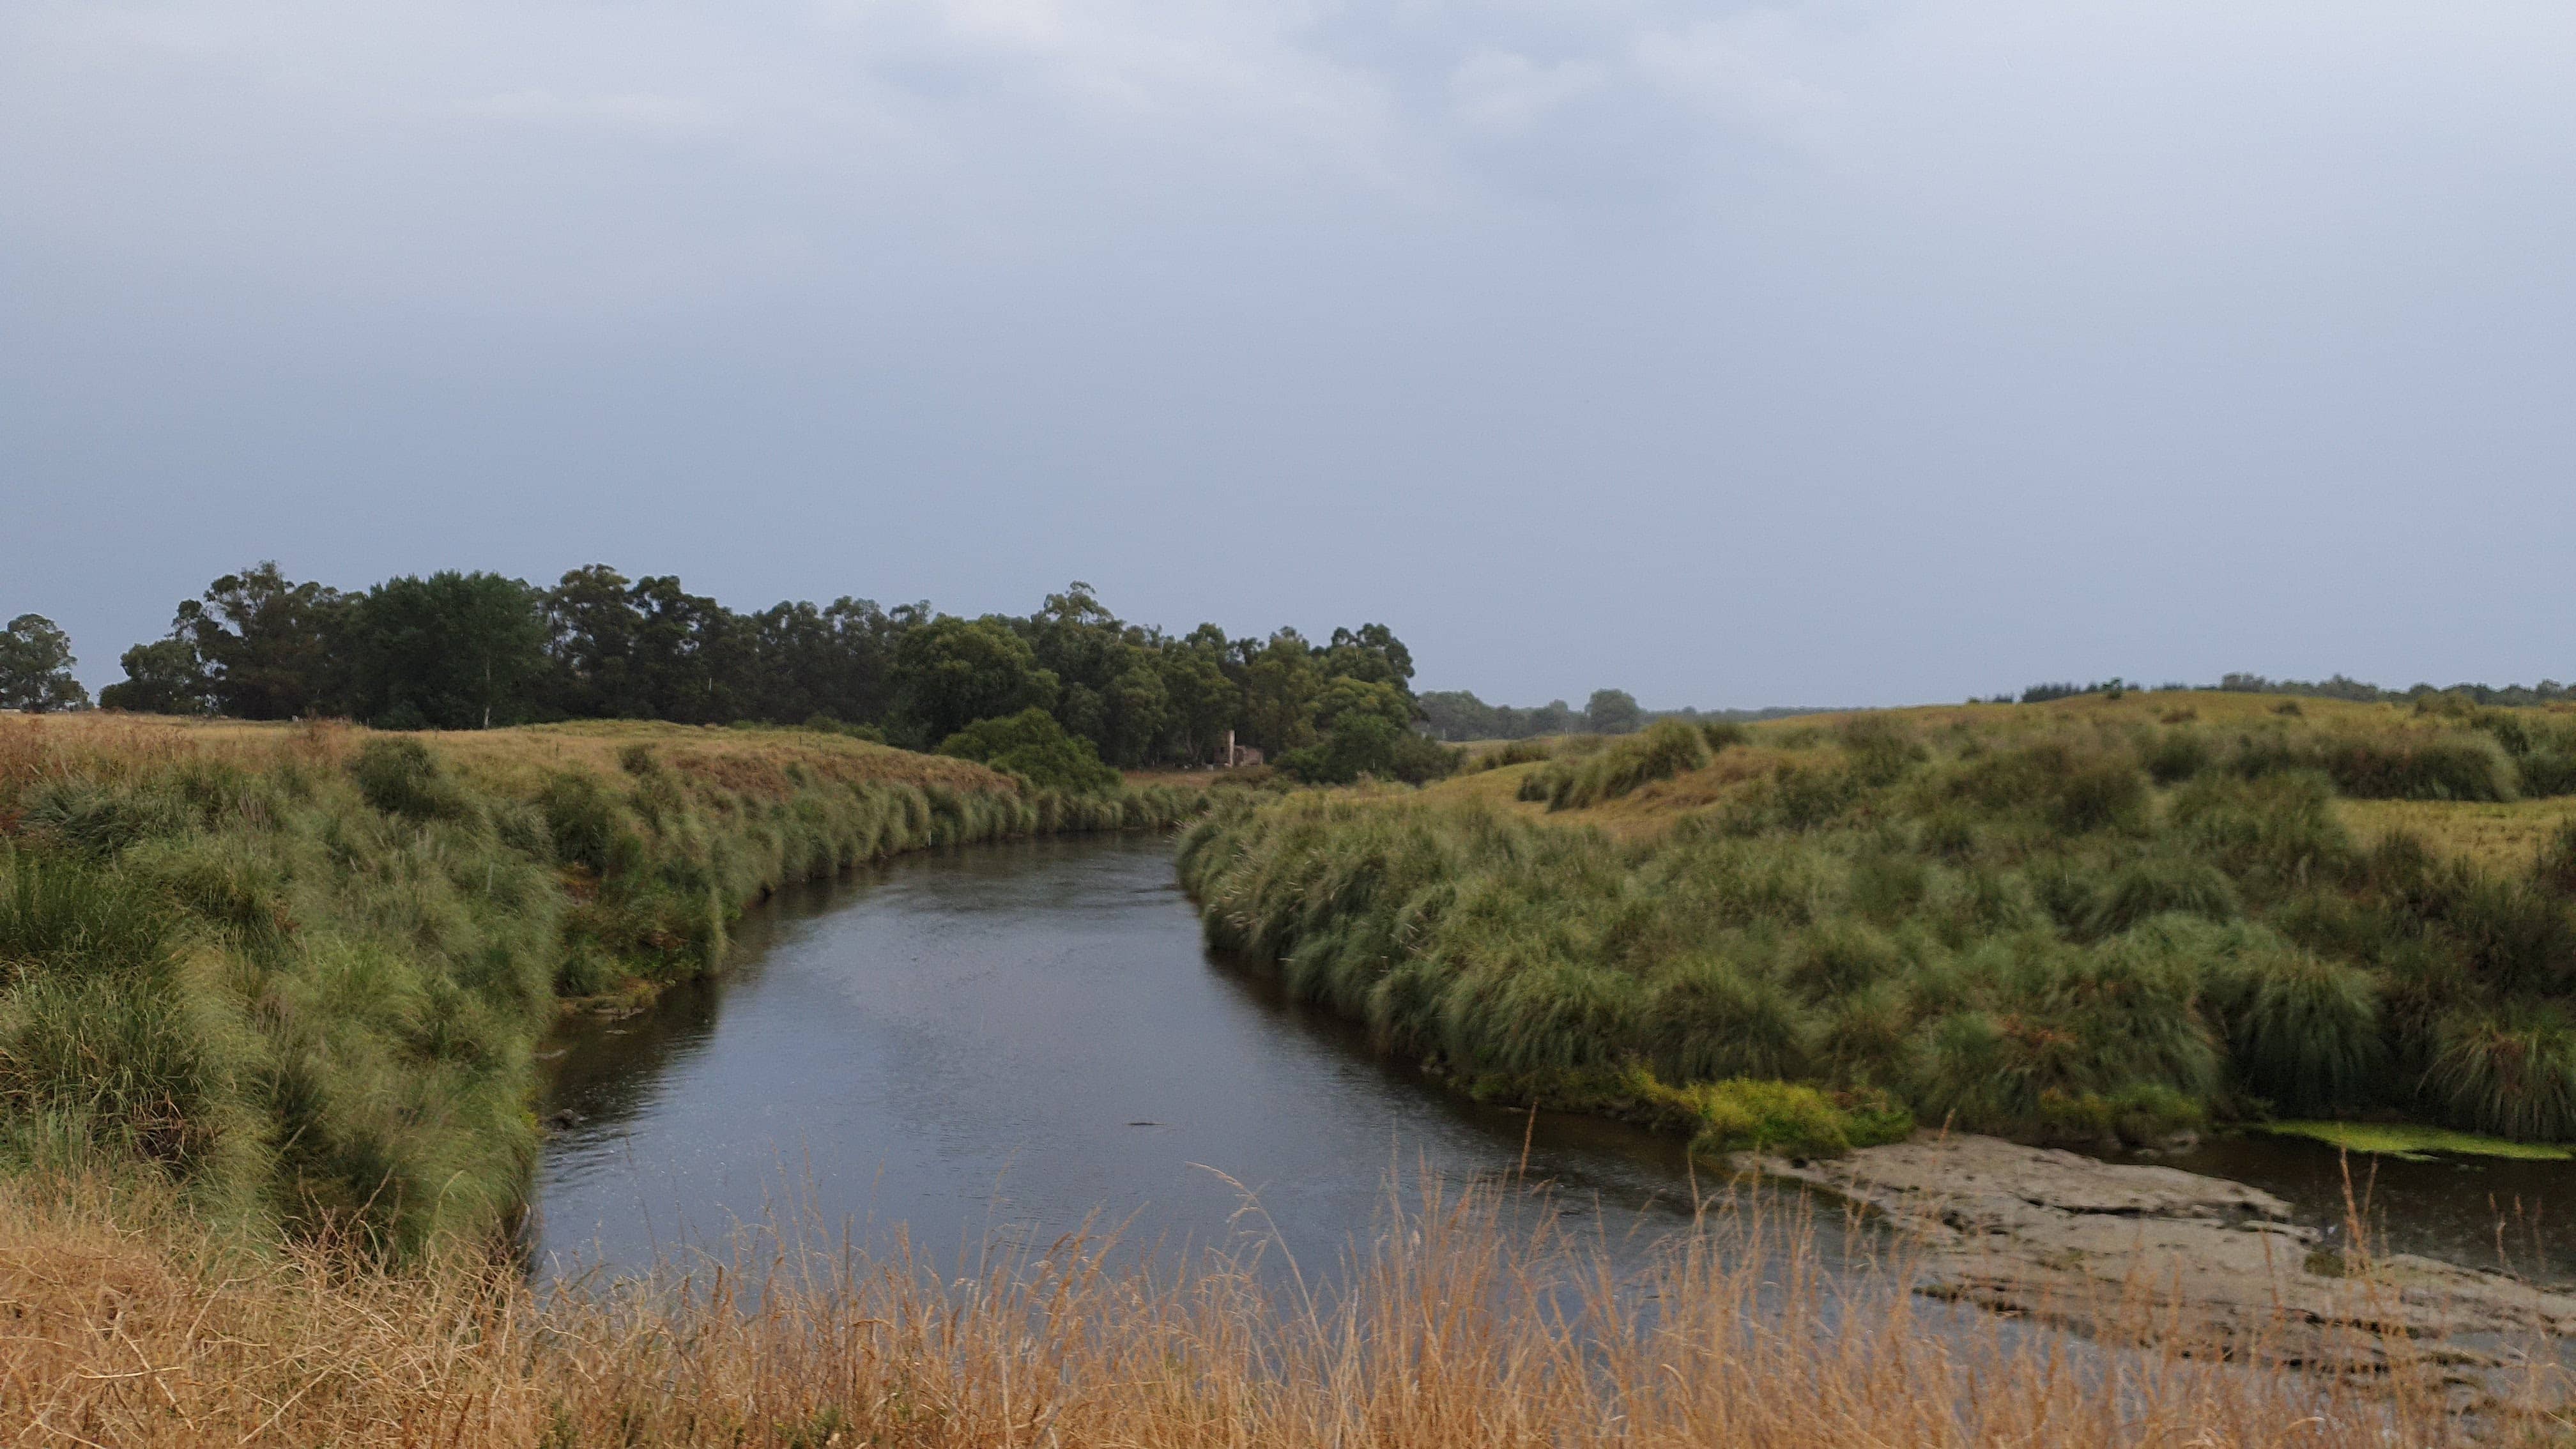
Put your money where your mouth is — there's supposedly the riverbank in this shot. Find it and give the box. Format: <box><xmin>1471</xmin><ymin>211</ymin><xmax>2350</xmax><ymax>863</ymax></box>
<box><xmin>1757</xmin><ymin>1131</ymin><xmax>2576</xmax><ymax>1402</ymax></box>
<box><xmin>3</xmin><ymin>1164</ymin><xmax>2479</xmax><ymax>1448</ymax></box>
<box><xmin>0</xmin><ymin>713</ymin><xmax>1202</xmax><ymax>1254</ymax></box>
<box><xmin>1179</xmin><ymin>694</ymin><xmax>2576</xmax><ymax>1162</ymax></box>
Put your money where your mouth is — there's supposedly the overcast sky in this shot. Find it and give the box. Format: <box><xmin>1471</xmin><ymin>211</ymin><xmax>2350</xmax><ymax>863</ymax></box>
<box><xmin>5</xmin><ymin>1</ymin><xmax>2572</xmax><ymax>707</ymax></box>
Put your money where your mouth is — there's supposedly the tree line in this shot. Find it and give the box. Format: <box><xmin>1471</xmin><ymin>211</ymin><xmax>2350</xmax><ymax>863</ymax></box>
<box><xmin>3</xmin><ymin>565</ymin><xmax>1460</xmax><ymax>785</ymax></box>
<box><xmin>1994</xmin><ymin>674</ymin><xmax>2576</xmax><ymax>708</ymax></box>
<box><xmin>1416</xmin><ymin>688</ymin><xmax>1827</xmax><ymax>742</ymax></box>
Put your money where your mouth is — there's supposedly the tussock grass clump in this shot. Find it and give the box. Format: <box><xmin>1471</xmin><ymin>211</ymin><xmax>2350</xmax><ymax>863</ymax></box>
<box><xmin>351</xmin><ymin>737</ymin><xmax>477</xmax><ymax>822</ymax></box>
<box><xmin>1933</xmin><ymin>740</ymin><xmax>2148</xmax><ymax>834</ymax></box>
<box><xmin>1522</xmin><ymin>718</ymin><xmax>1711</xmax><ymax>811</ymax></box>
<box><xmin>2084</xmin><ymin>856</ymin><xmax>2239</xmax><ymax>937</ymax></box>
<box><xmin>2426</xmin><ymin>1004</ymin><xmax>2576</xmax><ymax>1141</ymax></box>
<box><xmin>1462</xmin><ymin>737</ymin><xmax>1553</xmax><ymax>772</ymax></box>
<box><xmin>1835</xmin><ymin>714</ymin><xmax>1925</xmax><ymax>785</ymax></box>
<box><xmin>2205</xmin><ymin>945</ymin><xmax>2386</xmax><ymax>1115</ymax></box>
<box><xmin>2320</xmin><ymin>731</ymin><xmax>2519</xmax><ymax>802</ymax></box>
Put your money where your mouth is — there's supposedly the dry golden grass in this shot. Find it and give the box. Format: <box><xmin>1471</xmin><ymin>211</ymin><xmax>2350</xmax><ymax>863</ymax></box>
<box><xmin>1422</xmin><ymin>746</ymin><xmax>1837</xmax><ymax>842</ymax></box>
<box><xmin>2338</xmin><ymin>797</ymin><xmax>2576</xmax><ymax>874</ymax></box>
<box><xmin>1825</xmin><ymin>690</ymin><xmax>2405</xmax><ymax>735</ymax></box>
<box><xmin>1422</xmin><ymin>694</ymin><xmax>2576</xmax><ymax>855</ymax></box>
<box><xmin>0</xmin><ymin>1172</ymin><xmax>2487</xmax><ymax>1449</ymax></box>
<box><xmin>0</xmin><ymin>713</ymin><xmax>1013</xmax><ymax>815</ymax></box>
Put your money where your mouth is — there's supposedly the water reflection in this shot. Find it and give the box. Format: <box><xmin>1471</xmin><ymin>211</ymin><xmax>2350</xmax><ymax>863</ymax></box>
<box><xmin>528</xmin><ymin>836</ymin><xmax>1747</xmax><ymax>1280</ymax></box>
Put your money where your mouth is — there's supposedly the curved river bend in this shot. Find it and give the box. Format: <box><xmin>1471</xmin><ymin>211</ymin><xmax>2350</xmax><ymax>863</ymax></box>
<box><xmin>531</xmin><ymin>834</ymin><xmax>1732</xmax><ymax>1276</ymax></box>
<box><xmin>532</xmin><ymin>834</ymin><xmax>2576</xmax><ymax>1289</ymax></box>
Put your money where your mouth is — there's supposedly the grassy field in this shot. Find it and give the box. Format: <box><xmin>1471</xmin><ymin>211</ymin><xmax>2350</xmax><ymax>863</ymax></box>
<box><xmin>1443</xmin><ymin>694</ymin><xmax>2576</xmax><ymax>866</ymax></box>
<box><xmin>1186</xmin><ymin>691</ymin><xmax>2576</xmax><ymax>1156</ymax></box>
<box><xmin>0</xmin><ymin>712</ymin><xmax>1202</xmax><ymax>1255</ymax></box>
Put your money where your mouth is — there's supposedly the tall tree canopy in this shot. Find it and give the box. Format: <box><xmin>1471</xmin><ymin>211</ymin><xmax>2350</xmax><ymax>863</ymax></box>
<box><xmin>95</xmin><ymin>567</ymin><xmax>1442</xmax><ymax>779</ymax></box>
<box><xmin>178</xmin><ymin>564</ymin><xmax>344</xmax><ymax>721</ymax></box>
<box><xmin>0</xmin><ymin>615</ymin><xmax>89</xmax><ymax>712</ymax></box>
<box><xmin>348</xmin><ymin>572</ymin><xmax>549</xmax><ymax>730</ymax></box>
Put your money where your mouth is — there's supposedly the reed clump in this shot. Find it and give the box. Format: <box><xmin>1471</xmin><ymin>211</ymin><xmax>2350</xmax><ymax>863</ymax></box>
<box><xmin>0</xmin><ymin>714</ymin><xmax>1203</xmax><ymax>1255</ymax></box>
<box><xmin>0</xmin><ymin>1170</ymin><xmax>2475</xmax><ymax>1448</ymax></box>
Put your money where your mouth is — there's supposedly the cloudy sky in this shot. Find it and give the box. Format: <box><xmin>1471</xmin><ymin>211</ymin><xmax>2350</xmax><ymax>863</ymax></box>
<box><xmin>4</xmin><ymin>1</ymin><xmax>2572</xmax><ymax>707</ymax></box>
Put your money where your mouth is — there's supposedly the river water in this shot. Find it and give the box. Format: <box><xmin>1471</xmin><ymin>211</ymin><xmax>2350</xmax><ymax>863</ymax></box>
<box><xmin>530</xmin><ymin>833</ymin><xmax>2576</xmax><ymax>1290</ymax></box>
<box><xmin>530</xmin><ymin>834</ymin><xmax>1750</xmax><ymax>1278</ymax></box>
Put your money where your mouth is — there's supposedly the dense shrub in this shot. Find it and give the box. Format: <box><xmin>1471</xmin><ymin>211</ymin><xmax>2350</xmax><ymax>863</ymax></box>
<box><xmin>1275</xmin><ymin>716</ymin><xmax>1460</xmax><ymax>786</ymax></box>
<box><xmin>939</xmin><ymin>709</ymin><xmax>1122</xmax><ymax>793</ymax></box>
<box><xmin>1642</xmin><ymin>957</ymin><xmax>1814</xmax><ymax>1082</ymax></box>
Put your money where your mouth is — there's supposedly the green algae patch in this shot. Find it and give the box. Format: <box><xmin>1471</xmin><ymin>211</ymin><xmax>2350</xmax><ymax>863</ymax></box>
<box><xmin>2260</xmin><ymin>1121</ymin><xmax>2575</xmax><ymax>1162</ymax></box>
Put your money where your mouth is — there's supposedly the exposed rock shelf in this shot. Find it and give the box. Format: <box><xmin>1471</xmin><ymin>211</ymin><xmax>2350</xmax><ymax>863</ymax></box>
<box><xmin>1758</xmin><ymin>1134</ymin><xmax>2576</xmax><ymax>1392</ymax></box>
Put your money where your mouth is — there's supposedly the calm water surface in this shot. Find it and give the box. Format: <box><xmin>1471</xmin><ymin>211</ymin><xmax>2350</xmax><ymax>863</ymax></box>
<box><xmin>532</xmin><ymin>833</ymin><xmax>2576</xmax><ymax>1290</ymax></box>
<box><xmin>531</xmin><ymin>834</ymin><xmax>1733</xmax><ymax>1277</ymax></box>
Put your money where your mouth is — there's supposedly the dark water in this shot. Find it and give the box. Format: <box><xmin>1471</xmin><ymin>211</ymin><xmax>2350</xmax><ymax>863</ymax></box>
<box><xmin>2142</xmin><ymin>1135</ymin><xmax>2576</xmax><ymax>1288</ymax></box>
<box><xmin>530</xmin><ymin>834</ymin><xmax>1752</xmax><ymax>1278</ymax></box>
<box><xmin>530</xmin><ymin>833</ymin><xmax>2576</xmax><ymax>1292</ymax></box>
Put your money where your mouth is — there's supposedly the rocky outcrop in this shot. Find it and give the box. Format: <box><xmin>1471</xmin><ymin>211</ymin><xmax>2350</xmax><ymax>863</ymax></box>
<box><xmin>1758</xmin><ymin>1134</ymin><xmax>2576</xmax><ymax>1388</ymax></box>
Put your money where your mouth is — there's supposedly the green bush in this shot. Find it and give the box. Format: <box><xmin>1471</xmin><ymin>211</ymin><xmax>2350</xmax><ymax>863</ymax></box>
<box><xmin>938</xmin><ymin>709</ymin><xmax>1121</xmax><ymax>793</ymax></box>
<box><xmin>0</xmin><ymin>851</ymin><xmax>173</xmax><ymax>981</ymax></box>
<box><xmin>1699</xmin><ymin>721</ymin><xmax>1749</xmax><ymax>751</ymax></box>
<box><xmin>2520</xmin><ymin>751</ymin><xmax>2576</xmax><ymax>798</ymax></box>
<box><xmin>1276</xmin><ymin>716</ymin><xmax>1460</xmax><ymax>786</ymax></box>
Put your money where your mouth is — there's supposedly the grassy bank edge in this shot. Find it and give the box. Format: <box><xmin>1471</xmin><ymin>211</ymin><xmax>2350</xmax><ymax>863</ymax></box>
<box><xmin>0</xmin><ymin>714</ymin><xmax>1211</xmax><ymax>1255</ymax></box>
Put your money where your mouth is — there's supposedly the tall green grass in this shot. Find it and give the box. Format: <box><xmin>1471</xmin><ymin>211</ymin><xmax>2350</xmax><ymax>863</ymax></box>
<box><xmin>1518</xmin><ymin>719</ymin><xmax>1711</xmax><ymax>811</ymax></box>
<box><xmin>0</xmin><ymin>726</ymin><xmax>1203</xmax><ymax>1255</ymax></box>
<box><xmin>1186</xmin><ymin>703</ymin><xmax>2576</xmax><ymax>1147</ymax></box>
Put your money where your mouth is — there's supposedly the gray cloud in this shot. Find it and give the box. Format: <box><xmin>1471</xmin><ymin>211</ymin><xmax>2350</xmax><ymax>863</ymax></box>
<box><xmin>5</xmin><ymin>0</ymin><xmax>2573</xmax><ymax>705</ymax></box>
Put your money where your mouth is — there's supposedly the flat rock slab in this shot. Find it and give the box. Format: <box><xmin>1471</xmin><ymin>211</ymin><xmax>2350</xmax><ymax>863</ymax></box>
<box><xmin>1757</xmin><ymin>1134</ymin><xmax>2576</xmax><ymax>1388</ymax></box>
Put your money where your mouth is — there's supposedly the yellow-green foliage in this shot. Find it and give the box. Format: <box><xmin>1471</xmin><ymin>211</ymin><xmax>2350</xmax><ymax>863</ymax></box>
<box><xmin>0</xmin><ymin>714</ymin><xmax>1202</xmax><ymax>1255</ymax></box>
<box><xmin>2258</xmin><ymin>1120</ymin><xmax>2575</xmax><ymax>1162</ymax></box>
<box><xmin>1622</xmin><ymin>1070</ymin><xmax>1910</xmax><ymax>1158</ymax></box>
<box><xmin>1188</xmin><ymin>694</ymin><xmax>2576</xmax><ymax>1149</ymax></box>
